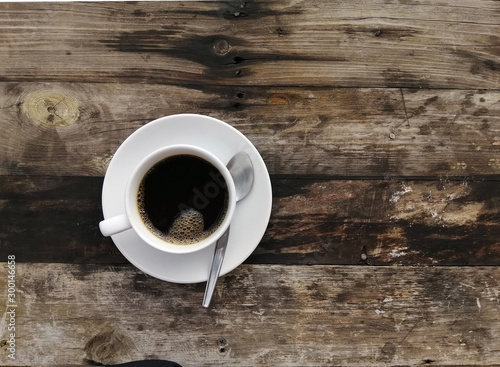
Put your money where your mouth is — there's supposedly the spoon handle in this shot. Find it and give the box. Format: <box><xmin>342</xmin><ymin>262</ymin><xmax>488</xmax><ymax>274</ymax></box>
<box><xmin>202</xmin><ymin>227</ymin><xmax>230</xmax><ymax>308</ymax></box>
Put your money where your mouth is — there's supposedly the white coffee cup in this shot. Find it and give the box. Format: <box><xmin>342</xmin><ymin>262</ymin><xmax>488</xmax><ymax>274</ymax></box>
<box><xmin>99</xmin><ymin>144</ymin><xmax>236</xmax><ymax>254</ymax></box>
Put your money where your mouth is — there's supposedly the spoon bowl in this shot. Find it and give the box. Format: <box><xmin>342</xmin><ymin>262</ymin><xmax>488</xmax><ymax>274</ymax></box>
<box><xmin>227</xmin><ymin>151</ymin><xmax>254</xmax><ymax>202</ymax></box>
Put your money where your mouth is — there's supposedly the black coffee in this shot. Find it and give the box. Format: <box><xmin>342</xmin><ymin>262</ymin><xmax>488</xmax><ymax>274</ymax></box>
<box><xmin>137</xmin><ymin>154</ymin><xmax>229</xmax><ymax>245</ymax></box>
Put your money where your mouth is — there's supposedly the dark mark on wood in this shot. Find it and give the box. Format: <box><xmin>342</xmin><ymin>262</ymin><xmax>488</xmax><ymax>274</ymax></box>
<box><xmin>383</xmin><ymin>68</ymin><xmax>431</xmax><ymax>89</ymax></box>
<box><xmin>217</xmin><ymin>336</ymin><xmax>229</xmax><ymax>354</ymax></box>
<box><xmin>277</xmin><ymin>26</ymin><xmax>289</xmax><ymax>37</ymax></box>
<box><xmin>100</xmin><ymin>31</ymin><xmax>346</xmax><ymax>77</ymax></box>
<box><xmin>218</xmin><ymin>1</ymin><xmax>299</xmax><ymax>20</ymax></box>
<box><xmin>99</xmin><ymin>32</ymin><xmax>247</xmax><ymax>69</ymax></box>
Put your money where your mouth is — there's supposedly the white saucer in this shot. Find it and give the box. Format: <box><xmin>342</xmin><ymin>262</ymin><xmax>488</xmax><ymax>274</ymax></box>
<box><xmin>101</xmin><ymin>114</ymin><xmax>272</xmax><ymax>283</ymax></box>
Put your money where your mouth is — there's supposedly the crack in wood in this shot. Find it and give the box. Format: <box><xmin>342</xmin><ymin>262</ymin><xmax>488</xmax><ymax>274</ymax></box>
<box><xmin>400</xmin><ymin>88</ymin><xmax>411</xmax><ymax>128</ymax></box>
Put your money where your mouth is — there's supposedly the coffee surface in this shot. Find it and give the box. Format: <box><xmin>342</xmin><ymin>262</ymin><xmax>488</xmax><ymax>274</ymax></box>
<box><xmin>137</xmin><ymin>154</ymin><xmax>228</xmax><ymax>245</ymax></box>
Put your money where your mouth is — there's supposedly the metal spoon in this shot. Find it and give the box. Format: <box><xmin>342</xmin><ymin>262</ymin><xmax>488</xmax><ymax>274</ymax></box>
<box><xmin>202</xmin><ymin>151</ymin><xmax>254</xmax><ymax>307</ymax></box>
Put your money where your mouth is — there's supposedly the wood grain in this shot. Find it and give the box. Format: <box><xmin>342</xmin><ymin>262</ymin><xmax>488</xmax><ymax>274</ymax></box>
<box><xmin>2</xmin><ymin>175</ymin><xmax>499</xmax><ymax>266</ymax></box>
<box><xmin>0</xmin><ymin>1</ymin><xmax>498</xmax><ymax>89</ymax></box>
<box><xmin>1</xmin><ymin>263</ymin><xmax>500</xmax><ymax>366</ymax></box>
<box><xmin>1</xmin><ymin>83</ymin><xmax>500</xmax><ymax>177</ymax></box>
<box><xmin>1</xmin><ymin>2</ymin><xmax>499</xmax><ymax>365</ymax></box>
<box><xmin>0</xmin><ymin>0</ymin><xmax>500</xmax><ymax>367</ymax></box>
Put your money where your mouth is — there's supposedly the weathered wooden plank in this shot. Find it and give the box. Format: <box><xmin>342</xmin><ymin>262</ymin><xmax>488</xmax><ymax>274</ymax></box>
<box><xmin>265</xmin><ymin>177</ymin><xmax>500</xmax><ymax>266</ymax></box>
<box><xmin>0</xmin><ymin>0</ymin><xmax>498</xmax><ymax>89</ymax></box>
<box><xmin>1</xmin><ymin>263</ymin><xmax>500</xmax><ymax>366</ymax></box>
<box><xmin>1</xmin><ymin>83</ymin><xmax>500</xmax><ymax>177</ymax></box>
<box><xmin>1</xmin><ymin>175</ymin><xmax>499</xmax><ymax>266</ymax></box>
<box><xmin>0</xmin><ymin>176</ymin><xmax>125</xmax><ymax>264</ymax></box>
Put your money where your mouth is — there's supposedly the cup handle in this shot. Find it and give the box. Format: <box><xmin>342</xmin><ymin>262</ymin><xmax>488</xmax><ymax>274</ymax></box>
<box><xmin>99</xmin><ymin>214</ymin><xmax>132</xmax><ymax>237</ymax></box>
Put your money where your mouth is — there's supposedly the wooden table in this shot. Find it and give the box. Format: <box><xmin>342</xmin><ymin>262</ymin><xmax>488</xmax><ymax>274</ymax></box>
<box><xmin>1</xmin><ymin>1</ymin><xmax>500</xmax><ymax>365</ymax></box>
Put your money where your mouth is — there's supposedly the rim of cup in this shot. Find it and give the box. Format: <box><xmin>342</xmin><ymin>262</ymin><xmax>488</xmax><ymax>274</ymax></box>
<box><xmin>125</xmin><ymin>144</ymin><xmax>236</xmax><ymax>254</ymax></box>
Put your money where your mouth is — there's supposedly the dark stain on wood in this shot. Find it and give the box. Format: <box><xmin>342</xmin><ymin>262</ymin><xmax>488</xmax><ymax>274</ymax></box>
<box><xmin>424</xmin><ymin>95</ymin><xmax>439</xmax><ymax>106</ymax></box>
<box><xmin>378</xmin><ymin>341</ymin><xmax>397</xmax><ymax>362</ymax></box>
<box><xmin>382</xmin><ymin>68</ymin><xmax>431</xmax><ymax>89</ymax></box>
<box><xmin>454</xmin><ymin>49</ymin><xmax>500</xmax><ymax>77</ymax></box>
<box><xmin>0</xmin><ymin>176</ymin><xmax>124</xmax><ymax>264</ymax></box>
<box><xmin>99</xmin><ymin>31</ymin><xmax>346</xmax><ymax>82</ymax></box>
<box><xmin>217</xmin><ymin>1</ymin><xmax>291</xmax><ymax>20</ymax></box>
<box><xmin>306</xmin><ymin>280</ymin><xmax>329</xmax><ymax>301</ymax></box>
<box><xmin>70</xmin><ymin>263</ymin><xmax>98</xmax><ymax>281</ymax></box>
<box><xmin>100</xmin><ymin>32</ymin><xmax>247</xmax><ymax>69</ymax></box>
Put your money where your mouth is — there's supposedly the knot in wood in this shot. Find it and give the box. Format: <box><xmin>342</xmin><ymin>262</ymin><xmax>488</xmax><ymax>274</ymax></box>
<box><xmin>84</xmin><ymin>329</ymin><xmax>134</xmax><ymax>365</ymax></box>
<box><xmin>212</xmin><ymin>39</ymin><xmax>231</xmax><ymax>55</ymax></box>
<box><xmin>21</xmin><ymin>89</ymin><xmax>79</xmax><ymax>127</ymax></box>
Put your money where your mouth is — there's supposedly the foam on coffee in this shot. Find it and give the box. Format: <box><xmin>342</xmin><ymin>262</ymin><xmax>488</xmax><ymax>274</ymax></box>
<box><xmin>166</xmin><ymin>208</ymin><xmax>205</xmax><ymax>244</ymax></box>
